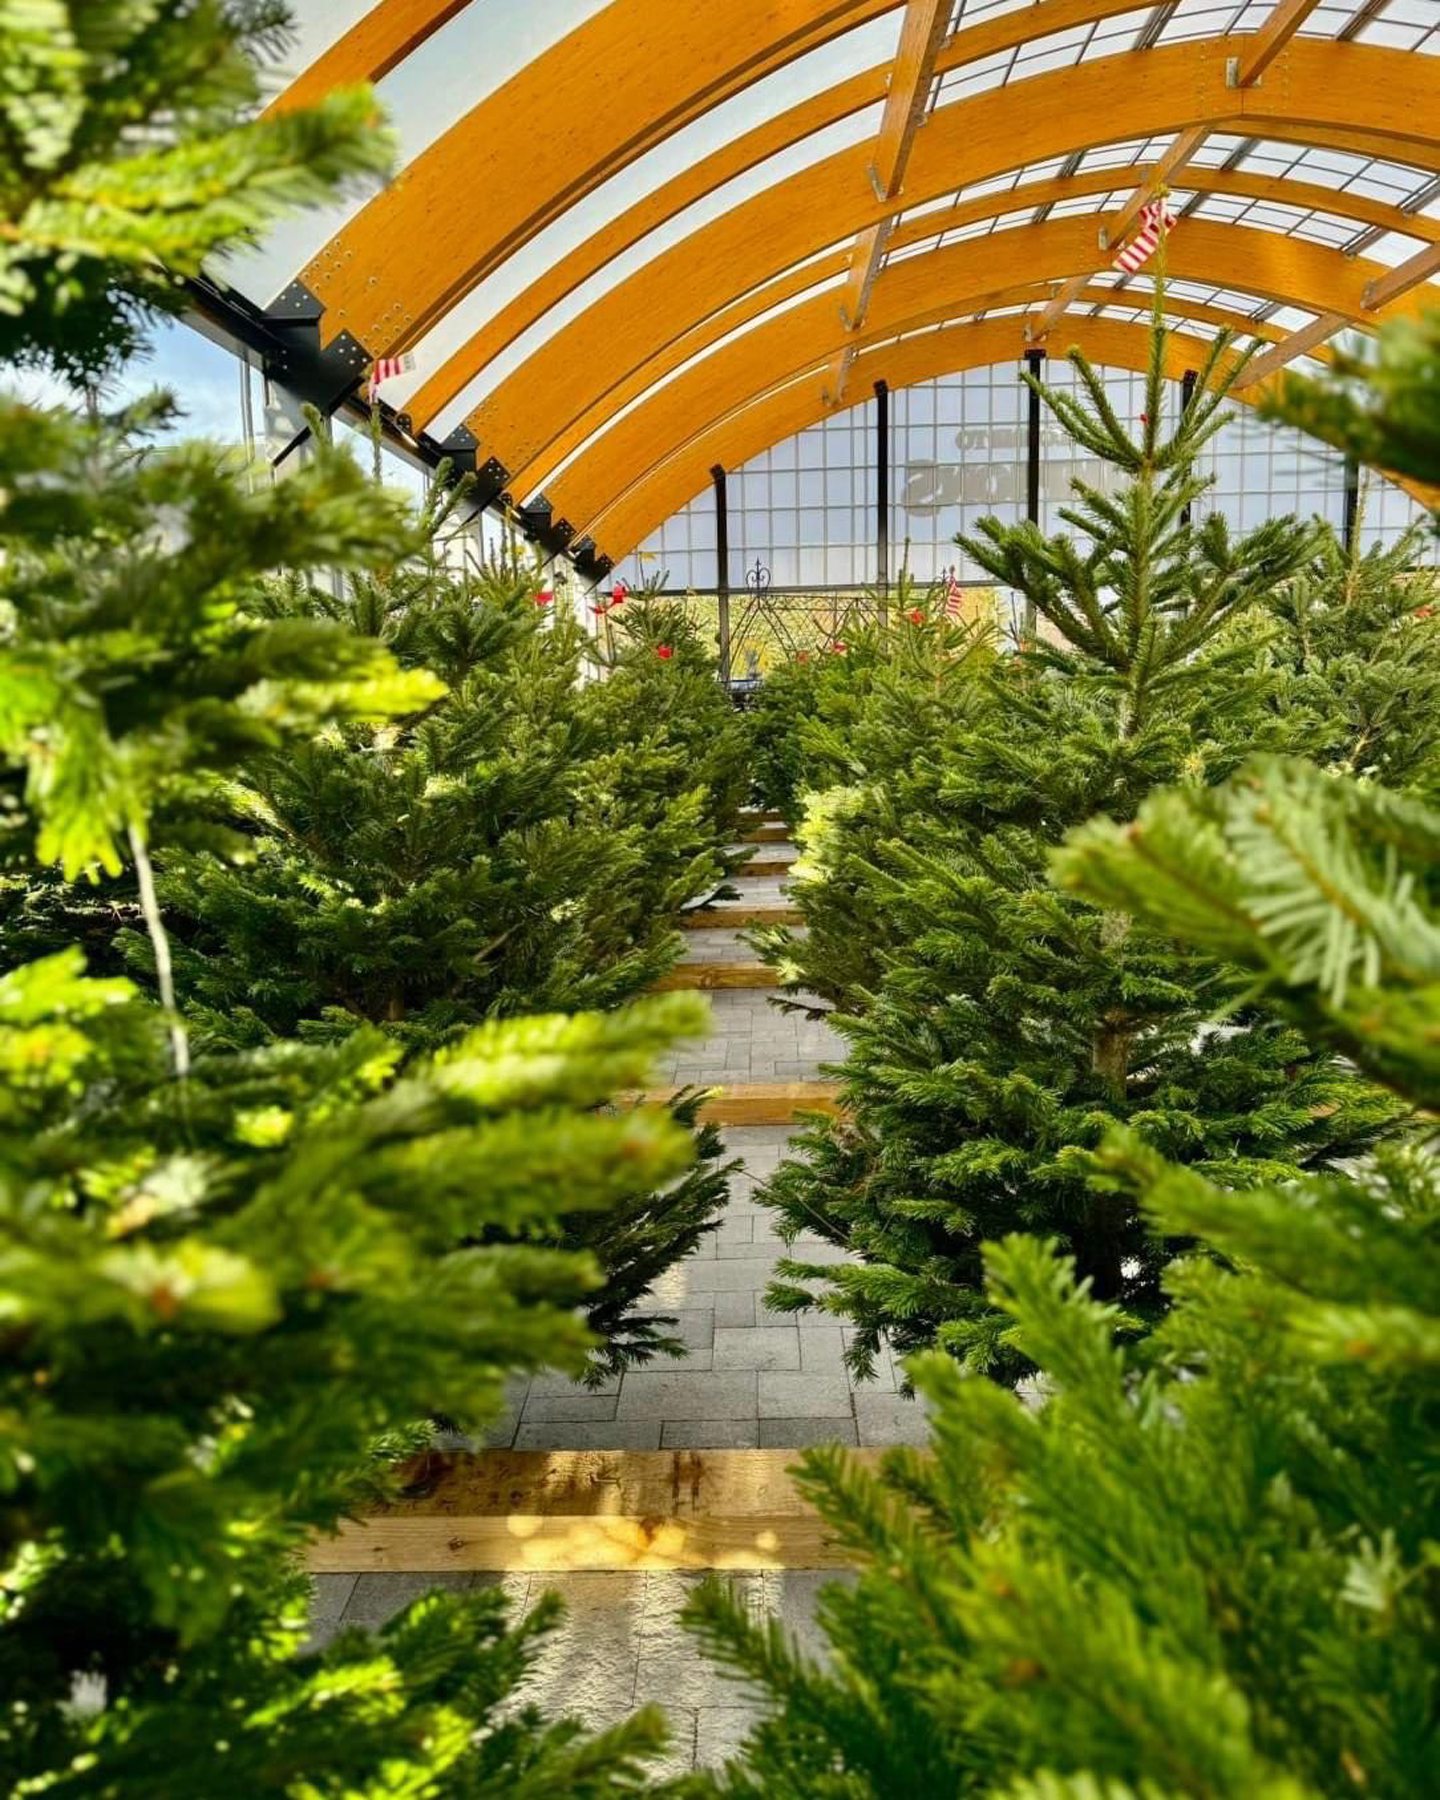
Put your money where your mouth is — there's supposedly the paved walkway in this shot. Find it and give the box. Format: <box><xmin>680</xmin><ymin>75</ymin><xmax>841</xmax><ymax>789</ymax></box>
<box><xmin>307</xmin><ymin>1565</ymin><xmax>848</xmax><ymax>1780</ymax></box>
<box><xmin>306</xmin><ymin>821</ymin><xmax>928</xmax><ymax>1770</ymax></box>
<box><xmin>486</xmin><ymin>827</ymin><xmax>928</xmax><ymax>1454</ymax></box>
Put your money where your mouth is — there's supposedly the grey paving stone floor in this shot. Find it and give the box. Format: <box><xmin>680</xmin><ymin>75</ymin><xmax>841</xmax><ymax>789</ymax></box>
<box><xmin>501</xmin><ymin>862</ymin><xmax>923</xmax><ymax>1453</ymax></box>
<box><xmin>307</xmin><ymin>1566</ymin><xmax>853</xmax><ymax>1778</ymax></box>
<box><xmin>304</xmin><ymin>840</ymin><xmax>928</xmax><ymax>1773</ymax></box>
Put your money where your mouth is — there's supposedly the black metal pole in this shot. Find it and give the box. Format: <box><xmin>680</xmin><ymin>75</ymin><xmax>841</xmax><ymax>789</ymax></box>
<box><xmin>1023</xmin><ymin>349</ymin><xmax>1044</xmax><ymax>638</ymax></box>
<box><xmin>711</xmin><ymin>462</ymin><xmax>731</xmax><ymax>684</ymax></box>
<box><xmin>1343</xmin><ymin>453</ymin><xmax>1361</xmax><ymax>555</ymax></box>
<box><xmin>1180</xmin><ymin>368</ymin><xmax>1197</xmax><ymax>527</ymax></box>
<box><xmin>874</xmin><ymin>380</ymin><xmax>889</xmax><ymax>614</ymax></box>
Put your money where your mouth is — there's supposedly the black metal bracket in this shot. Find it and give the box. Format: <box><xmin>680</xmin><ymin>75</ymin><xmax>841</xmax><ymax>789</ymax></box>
<box><xmin>182</xmin><ymin>276</ymin><xmax>605</xmax><ymax>571</ymax></box>
<box><xmin>262</xmin><ymin>281</ymin><xmax>371</xmax><ymax>417</ymax></box>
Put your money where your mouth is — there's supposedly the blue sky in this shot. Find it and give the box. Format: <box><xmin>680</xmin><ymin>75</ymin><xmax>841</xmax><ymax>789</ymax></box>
<box><xmin>5</xmin><ymin>316</ymin><xmax>245</xmax><ymax>441</ymax></box>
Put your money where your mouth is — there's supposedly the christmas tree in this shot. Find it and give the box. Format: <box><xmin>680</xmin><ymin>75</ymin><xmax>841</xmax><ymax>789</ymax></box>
<box><xmin>686</xmin><ymin>752</ymin><xmax>1438</xmax><ymax>1799</ymax></box>
<box><xmin>758</xmin><ymin>316</ymin><xmax>1404</xmax><ymax>1380</ymax></box>
<box><xmin>1257</xmin><ymin>523</ymin><xmax>1440</xmax><ymax>796</ymax></box>
<box><xmin>581</xmin><ymin>588</ymin><xmax>752</xmax><ymax>858</ymax></box>
<box><xmin>148</xmin><ymin>527</ymin><xmax>729</xmax><ymax>1039</ymax></box>
<box><xmin>0</xmin><ymin>4</ymin><xmax>697</xmax><ymax>1791</ymax></box>
<box><xmin>102</xmin><ymin>522</ymin><xmax>736</xmax><ymax>1376</ymax></box>
<box><xmin>747</xmin><ymin>577</ymin><xmax>993</xmax><ymax>1006</ymax></box>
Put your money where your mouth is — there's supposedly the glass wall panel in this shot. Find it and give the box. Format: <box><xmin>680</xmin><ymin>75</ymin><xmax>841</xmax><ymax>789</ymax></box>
<box><xmin>621</xmin><ymin>361</ymin><xmax>1438</xmax><ymax>591</ymax></box>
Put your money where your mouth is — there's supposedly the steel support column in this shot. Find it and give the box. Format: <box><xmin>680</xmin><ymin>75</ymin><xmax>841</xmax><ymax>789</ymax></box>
<box><xmin>1180</xmin><ymin>366</ymin><xmax>1197</xmax><ymax>527</ymax></box>
<box><xmin>1024</xmin><ymin>348</ymin><xmax>1045</xmax><ymax>637</ymax></box>
<box><xmin>712</xmin><ymin>462</ymin><xmax>731</xmax><ymax>684</ymax></box>
<box><xmin>1343</xmin><ymin>453</ymin><xmax>1362</xmax><ymax>553</ymax></box>
<box><xmin>875</xmin><ymin>379</ymin><xmax>890</xmax><ymax>610</ymax></box>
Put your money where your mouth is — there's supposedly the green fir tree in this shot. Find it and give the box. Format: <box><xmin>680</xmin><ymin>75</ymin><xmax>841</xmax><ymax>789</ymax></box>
<box><xmin>757</xmin><ymin>318</ymin><xmax>1401</xmax><ymax>1380</ymax></box>
<box><xmin>747</xmin><ymin>576</ymin><xmax>994</xmax><ymax>1005</ymax></box>
<box><xmin>684</xmin><ymin>753</ymin><xmax>1438</xmax><ymax>1800</ymax></box>
<box><xmin>110</xmin><ymin>523</ymin><xmax>737</xmax><ymax>1377</ymax></box>
<box><xmin>0</xmin><ymin>3</ymin><xmax>696</xmax><ymax>1792</ymax></box>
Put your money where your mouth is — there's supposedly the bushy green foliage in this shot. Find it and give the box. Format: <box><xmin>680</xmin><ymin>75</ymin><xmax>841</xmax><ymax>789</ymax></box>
<box><xmin>686</xmin><ymin>755</ymin><xmax>1438</xmax><ymax>1799</ymax></box>
<box><xmin>0</xmin><ymin>4</ymin><xmax>695</xmax><ymax>1793</ymax></box>
<box><xmin>144</xmin><ymin>537</ymin><xmax>732</xmax><ymax>1044</ymax></box>
<box><xmin>582</xmin><ymin>588</ymin><xmax>752</xmax><ymax>852</ymax></box>
<box><xmin>1256</xmin><ymin>526</ymin><xmax>1440</xmax><ymax>795</ymax></box>
<box><xmin>748</xmin><ymin>585</ymin><xmax>994</xmax><ymax>1004</ymax></box>
<box><xmin>0</xmin><ymin>0</ymin><xmax>394</xmax><ymax>380</ymax></box>
<box><xmin>755</xmin><ymin>321</ymin><xmax>1405</xmax><ymax>1380</ymax></box>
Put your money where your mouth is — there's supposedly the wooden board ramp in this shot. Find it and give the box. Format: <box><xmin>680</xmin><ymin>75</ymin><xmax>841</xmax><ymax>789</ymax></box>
<box><xmin>652</xmin><ymin>962</ymin><xmax>779</xmax><ymax>991</ymax></box>
<box><xmin>681</xmin><ymin>904</ymin><xmax>803</xmax><ymax>929</ymax></box>
<box><xmin>626</xmin><ymin>1082</ymin><xmax>843</xmax><ymax>1125</ymax></box>
<box><xmin>307</xmin><ymin>1449</ymin><xmax>881</xmax><ymax>1574</ymax></box>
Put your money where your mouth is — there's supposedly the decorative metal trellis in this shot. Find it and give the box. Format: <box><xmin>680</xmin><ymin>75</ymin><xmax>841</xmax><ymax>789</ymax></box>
<box><xmin>655</xmin><ymin>561</ymin><xmax>1006</xmax><ymax>685</ymax></box>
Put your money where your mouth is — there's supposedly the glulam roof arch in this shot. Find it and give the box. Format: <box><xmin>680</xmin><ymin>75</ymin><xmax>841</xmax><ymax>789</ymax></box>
<box><xmin>246</xmin><ymin>0</ymin><xmax>1440</xmax><ymax>566</ymax></box>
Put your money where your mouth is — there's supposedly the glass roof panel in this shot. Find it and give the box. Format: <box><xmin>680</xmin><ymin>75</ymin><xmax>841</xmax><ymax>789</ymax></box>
<box><xmin>230</xmin><ymin>0</ymin><xmax>606</xmax><ymax>305</ymax></box>
<box><xmin>425</xmin><ymin>103</ymin><xmax>884</xmax><ymax>435</ymax></box>
<box><xmin>391</xmin><ymin>15</ymin><xmax>899</xmax><ymax>390</ymax></box>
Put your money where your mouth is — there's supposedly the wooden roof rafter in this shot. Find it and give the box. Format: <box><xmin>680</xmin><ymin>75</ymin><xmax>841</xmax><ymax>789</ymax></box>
<box><xmin>470</xmin><ymin>38</ymin><xmax>1438</xmax><ymax>511</ymax></box>
<box><xmin>1238</xmin><ymin>239</ymin><xmax>1440</xmax><ymax>388</ymax></box>
<box><xmin>547</xmin><ymin>218</ymin><xmax>1430</xmax><ymax>546</ymax></box>
<box><xmin>823</xmin><ymin>0</ymin><xmax>952</xmax><ymax>407</ymax></box>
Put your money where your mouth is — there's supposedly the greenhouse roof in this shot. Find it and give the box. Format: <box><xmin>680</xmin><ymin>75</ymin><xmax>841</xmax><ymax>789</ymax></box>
<box><xmin>238</xmin><ymin>0</ymin><xmax>1440</xmax><ymax>565</ymax></box>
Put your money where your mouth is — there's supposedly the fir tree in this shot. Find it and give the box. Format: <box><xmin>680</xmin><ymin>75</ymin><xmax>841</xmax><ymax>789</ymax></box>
<box><xmin>1259</xmin><ymin>523</ymin><xmax>1440</xmax><ymax>795</ymax></box>
<box><xmin>0</xmin><ymin>4</ymin><xmax>695</xmax><ymax>1791</ymax></box>
<box><xmin>98</xmin><ymin>522</ymin><xmax>736</xmax><ymax>1376</ymax></box>
<box><xmin>684</xmin><ymin>754</ymin><xmax>1438</xmax><ymax>1799</ymax></box>
<box><xmin>747</xmin><ymin>578</ymin><xmax>993</xmax><ymax>1006</ymax></box>
<box><xmin>758</xmin><ymin>318</ymin><xmax>1402</xmax><ymax>1380</ymax></box>
<box><xmin>580</xmin><ymin>588</ymin><xmax>753</xmax><ymax>855</ymax></box>
<box><xmin>150</xmin><ymin>530</ymin><xmax>728</xmax><ymax>1043</ymax></box>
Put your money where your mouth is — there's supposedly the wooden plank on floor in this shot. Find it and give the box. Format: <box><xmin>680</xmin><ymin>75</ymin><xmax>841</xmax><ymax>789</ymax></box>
<box><xmin>307</xmin><ymin>1448</ymin><xmax>884</xmax><ymax>1574</ymax></box>
<box><xmin>652</xmin><ymin>963</ymin><xmax>779</xmax><ymax>991</ymax></box>
<box><xmin>627</xmin><ymin>1082</ymin><xmax>844</xmax><ymax>1125</ymax></box>
<box><xmin>740</xmin><ymin>824</ymin><xmax>791</xmax><ymax>843</ymax></box>
<box><xmin>681</xmin><ymin>904</ymin><xmax>802</xmax><ymax>928</ymax></box>
<box><xmin>737</xmin><ymin>857</ymin><xmax>793</xmax><ymax>878</ymax></box>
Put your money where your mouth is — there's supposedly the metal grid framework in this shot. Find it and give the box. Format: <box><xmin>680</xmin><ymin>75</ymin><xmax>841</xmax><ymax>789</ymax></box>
<box><xmin>244</xmin><ymin>0</ymin><xmax>1440</xmax><ymax>570</ymax></box>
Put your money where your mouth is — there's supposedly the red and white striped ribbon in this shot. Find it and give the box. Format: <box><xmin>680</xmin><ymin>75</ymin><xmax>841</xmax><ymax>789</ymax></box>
<box><xmin>370</xmin><ymin>352</ymin><xmax>416</xmax><ymax>389</ymax></box>
<box><xmin>1112</xmin><ymin>199</ymin><xmax>1177</xmax><ymax>275</ymax></box>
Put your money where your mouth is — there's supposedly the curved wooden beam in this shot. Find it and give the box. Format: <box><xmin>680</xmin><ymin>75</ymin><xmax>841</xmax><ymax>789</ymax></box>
<box><xmin>399</xmin><ymin>0</ymin><xmax>1353</xmax><ymax>431</ymax></box>
<box><xmin>883</xmin><ymin>164</ymin><xmax>1440</xmax><ymax>264</ymax></box>
<box><xmin>468</xmin><ymin>39</ymin><xmax>1439</xmax><ymax>500</ymax></box>
<box><xmin>558</xmin><ymin>285</ymin><xmax>1302</xmax><ymax>535</ymax></box>
<box><xmin>265</xmin><ymin>1</ymin><xmax>470</xmax><ymax>115</ymax></box>
<box><xmin>555</xmin><ymin>220</ymin><xmax>1426</xmax><ymax>536</ymax></box>
<box><xmin>309</xmin><ymin>0</ymin><xmax>1153</xmax><ymax>414</ymax></box>
<box><xmin>544</xmin><ymin>175</ymin><xmax>1440</xmax><ymax>519</ymax></box>
<box><xmin>300</xmin><ymin>0</ymin><xmax>902</xmax><ymax>349</ymax></box>
<box><xmin>591</xmin><ymin>316</ymin><xmax>1439</xmax><ymax>563</ymax></box>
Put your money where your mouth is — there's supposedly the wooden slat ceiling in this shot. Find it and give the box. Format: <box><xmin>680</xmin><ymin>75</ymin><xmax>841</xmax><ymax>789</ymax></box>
<box><xmin>256</xmin><ymin>0</ymin><xmax>1440</xmax><ymax>564</ymax></box>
